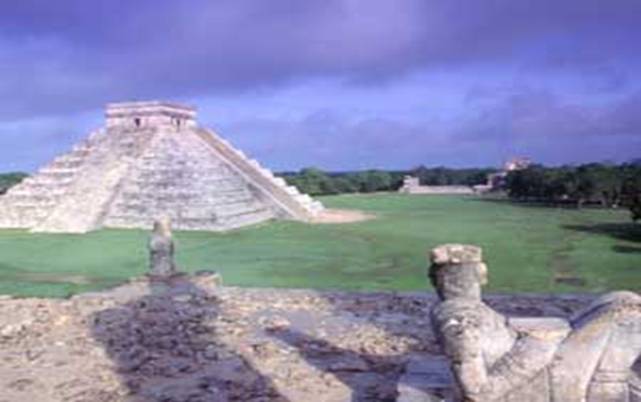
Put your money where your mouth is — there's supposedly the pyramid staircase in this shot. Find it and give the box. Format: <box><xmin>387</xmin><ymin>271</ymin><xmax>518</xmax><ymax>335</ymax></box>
<box><xmin>0</xmin><ymin>131</ymin><xmax>102</xmax><ymax>229</ymax></box>
<box><xmin>102</xmin><ymin>128</ymin><xmax>280</xmax><ymax>231</ymax></box>
<box><xmin>0</xmin><ymin>101</ymin><xmax>324</xmax><ymax>233</ymax></box>
<box><xmin>194</xmin><ymin>128</ymin><xmax>324</xmax><ymax>220</ymax></box>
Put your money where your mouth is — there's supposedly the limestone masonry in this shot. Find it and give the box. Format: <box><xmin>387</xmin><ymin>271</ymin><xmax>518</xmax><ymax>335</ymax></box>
<box><xmin>430</xmin><ymin>243</ymin><xmax>641</xmax><ymax>401</ymax></box>
<box><xmin>398</xmin><ymin>176</ymin><xmax>476</xmax><ymax>195</ymax></box>
<box><xmin>0</xmin><ymin>101</ymin><xmax>323</xmax><ymax>233</ymax></box>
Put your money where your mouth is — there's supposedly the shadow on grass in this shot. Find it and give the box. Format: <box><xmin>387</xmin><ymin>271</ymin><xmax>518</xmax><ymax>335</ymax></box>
<box><xmin>562</xmin><ymin>223</ymin><xmax>641</xmax><ymax>243</ymax></box>
<box><xmin>466</xmin><ymin>196</ymin><xmax>584</xmax><ymax>210</ymax></box>
<box><xmin>612</xmin><ymin>245</ymin><xmax>641</xmax><ymax>254</ymax></box>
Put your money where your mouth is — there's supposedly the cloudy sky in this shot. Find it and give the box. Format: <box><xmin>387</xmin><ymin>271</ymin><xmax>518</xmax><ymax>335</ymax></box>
<box><xmin>1</xmin><ymin>0</ymin><xmax>640</xmax><ymax>172</ymax></box>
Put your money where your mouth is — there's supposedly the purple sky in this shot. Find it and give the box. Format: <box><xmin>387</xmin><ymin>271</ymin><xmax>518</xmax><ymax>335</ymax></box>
<box><xmin>1</xmin><ymin>0</ymin><xmax>640</xmax><ymax>172</ymax></box>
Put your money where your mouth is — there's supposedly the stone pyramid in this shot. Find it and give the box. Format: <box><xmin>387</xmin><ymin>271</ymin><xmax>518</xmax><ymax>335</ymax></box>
<box><xmin>0</xmin><ymin>101</ymin><xmax>323</xmax><ymax>233</ymax></box>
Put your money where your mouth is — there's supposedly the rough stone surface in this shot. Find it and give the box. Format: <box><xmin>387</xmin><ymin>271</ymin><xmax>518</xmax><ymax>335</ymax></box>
<box><xmin>0</xmin><ymin>101</ymin><xmax>323</xmax><ymax>233</ymax></box>
<box><xmin>0</xmin><ymin>283</ymin><xmax>594</xmax><ymax>402</ymax></box>
<box><xmin>148</xmin><ymin>218</ymin><xmax>177</xmax><ymax>278</ymax></box>
<box><xmin>430</xmin><ymin>243</ymin><xmax>641</xmax><ymax>402</ymax></box>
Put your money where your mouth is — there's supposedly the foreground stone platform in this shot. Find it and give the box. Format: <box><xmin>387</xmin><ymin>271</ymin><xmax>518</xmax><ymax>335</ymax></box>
<box><xmin>0</xmin><ymin>279</ymin><xmax>595</xmax><ymax>402</ymax></box>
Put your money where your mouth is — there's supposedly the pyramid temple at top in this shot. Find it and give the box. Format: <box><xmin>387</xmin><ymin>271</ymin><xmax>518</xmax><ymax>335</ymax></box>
<box><xmin>0</xmin><ymin>101</ymin><xmax>324</xmax><ymax>233</ymax></box>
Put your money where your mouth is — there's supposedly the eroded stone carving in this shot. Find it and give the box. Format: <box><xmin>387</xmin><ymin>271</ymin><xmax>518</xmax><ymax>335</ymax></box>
<box><xmin>429</xmin><ymin>243</ymin><xmax>641</xmax><ymax>402</ymax></box>
<box><xmin>148</xmin><ymin>217</ymin><xmax>178</xmax><ymax>278</ymax></box>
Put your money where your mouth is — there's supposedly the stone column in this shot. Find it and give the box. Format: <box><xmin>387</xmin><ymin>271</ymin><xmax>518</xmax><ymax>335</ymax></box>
<box><xmin>148</xmin><ymin>217</ymin><xmax>178</xmax><ymax>278</ymax></box>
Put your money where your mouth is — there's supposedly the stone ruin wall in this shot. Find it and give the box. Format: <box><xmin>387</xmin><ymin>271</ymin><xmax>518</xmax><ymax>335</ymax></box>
<box><xmin>399</xmin><ymin>176</ymin><xmax>476</xmax><ymax>195</ymax></box>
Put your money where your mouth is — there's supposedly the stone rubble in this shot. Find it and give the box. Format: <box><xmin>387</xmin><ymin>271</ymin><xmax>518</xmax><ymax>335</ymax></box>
<box><xmin>0</xmin><ymin>279</ymin><xmax>593</xmax><ymax>402</ymax></box>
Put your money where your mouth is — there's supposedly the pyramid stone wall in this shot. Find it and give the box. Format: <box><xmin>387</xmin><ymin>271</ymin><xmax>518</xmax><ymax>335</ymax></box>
<box><xmin>103</xmin><ymin>129</ymin><xmax>277</xmax><ymax>231</ymax></box>
<box><xmin>0</xmin><ymin>101</ymin><xmax>323</xmax><ymax>233</ymax></box>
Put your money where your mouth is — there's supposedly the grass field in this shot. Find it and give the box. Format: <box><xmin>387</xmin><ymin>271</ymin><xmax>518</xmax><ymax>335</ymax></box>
<box><xmin>0</xmin><ymin>194</ymin><xmax>639</xmax><ymax>298</ymax></box>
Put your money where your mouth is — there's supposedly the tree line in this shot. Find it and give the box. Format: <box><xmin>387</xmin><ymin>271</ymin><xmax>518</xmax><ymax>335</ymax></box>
<box><xmin>504</xmin><ymin>163</ymin><xmax>641</xmax><ymax>221</ymax></box>
<box><xmin>2</xmin><ymin>162</ymin><xmax>639</xmax><ymax>221</ymax></box>
<box><xmin>280</xmin><ymin>166</ymin><xmax>493</xmax><ymax>195</ymax></box>
<box><xmin>0</xmin><ymin>167</ymin><xmax>491</xmax><ymax>197</ymax></box>
<box><xmin>0</xmin><ymin>172</ymin><xmax>27</xmax><ymax>195</ymax></box>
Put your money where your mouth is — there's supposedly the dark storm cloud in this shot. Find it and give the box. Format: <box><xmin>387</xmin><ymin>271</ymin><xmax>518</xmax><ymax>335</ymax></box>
<box><xmin>1</xmin><ymin>0</ymin><xmax>640</xmax><ymax>170</ymax></box>
<box><xmin>1</xmin><ymin>0</ymin><xmax>640</xmax><ymax>118</ymax></box>
<box><xmin>219</xmin><ymin>87</ymin><xmax>641</xmax><ymax>170</ymax></box>
<box><xmin>218</xmin><ymin>111</ymin><xmax>443</xmax><ymax>170</ymax></box>
<box><xmin>454</xmin><ymin>87</ymin><xmax>641</xmax><ymax>164</ymax></box>
<box><xmin>462</xmin><ymin>88</ymin><xmax>641</xmax><ymax>140</ymax></box>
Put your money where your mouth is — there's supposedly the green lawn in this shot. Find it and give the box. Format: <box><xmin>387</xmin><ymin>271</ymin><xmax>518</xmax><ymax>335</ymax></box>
<box><xmin>0</xmin><ymin>194</ymin><xmax>639</xmax><ymax>298</ymax></box>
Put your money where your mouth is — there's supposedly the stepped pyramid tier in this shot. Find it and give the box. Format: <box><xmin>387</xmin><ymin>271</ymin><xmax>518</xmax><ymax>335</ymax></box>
<box><xmin>0</xmin><ymin>101</ymin><xmax>324</xmax><ymax>233</ymax></box>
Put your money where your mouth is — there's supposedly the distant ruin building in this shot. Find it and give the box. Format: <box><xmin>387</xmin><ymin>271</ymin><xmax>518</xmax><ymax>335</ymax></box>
<box><xmin>399</xmin><ymin>157</ymin><xmax>533</xmax><ymax>195</ymax></box>
<box><xmin>485</xmin><ymin>156</ymin><xmax>532</xmax><ymax>190</ymax></box>
<box><xmin>0</xmin><ymin>101</ymin><xmax>323</xmax><ymax>233</ymax></box>
<box><xmin>398</xmin><ymin>176</ymin><xmax>476</xmax><ymax>195</ymax></box>
<box><xmin>503</xmin><ymin>157</ymin><xmax>532</xmax><ymax>172</ymax></box>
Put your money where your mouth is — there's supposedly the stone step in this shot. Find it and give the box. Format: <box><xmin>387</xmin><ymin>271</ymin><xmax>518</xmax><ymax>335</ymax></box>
<box><xmin>127</xmin><ymin>176</ymin><xmax>243</xmax><ymax>188</ymax></box>
<box><xmin>294</xmin><ymin>193</ymin><xmax>313</xmax><ymax>205</ymax></box>
<box><xmin>24</xmin><ymin>177</ymin><xmax>74</xmax><ymax>187</ymax></box>
<box><xmin>11</xmin><ymin>189</ymin><xmax>63</xmax><ymax>201</ymax></box>
<box><xmin>234</xmin><ymin>149</ymin><xmax>247</xmax><ymax>159</ymax></box>
<box><xmin>308</xmin><ymin>200</ymin><xmax>325</xmax><ymax>213</ymax></box>
<box><xmin>38</xmin><ymin>167</ymin><xmax>78</xmax><ymax>178</ymax></box>
<box><xmin>115</xmin><ymin>186</ymin><xmax>254</xmax><ymax>200</ymax></box>
<box><xmin>69</xmin><ymin>147</ymin><xmax>92</xmax><ymax>158</ymax></box>
<box><xmin>110</xmin><ymin>192</ymin><xmax>258</xmax><ymax>213</ymax></box>
<box><xmin>101</xmin><ymin>216</ymin><xmax>148</xmax><ymax>229</ymax></box>
<box><xmin>31</xmin><ymin>158</ymin><xmax>132</xmax><ymax>233</ymax></box>
<box><xmin>272</xmin><ymin>177</ymin><xmax>287</xmax><ymax>187</ymax></box>
<box><xmin>104</xmin><ymin>207</ymin><xmax>274</xmax><ymax>231</ymax></box>
<box><xmin>200</xmin><ymin>179</ymin><xmax>251</xmax><ymax>189</ymax></box>
<box><xmin>214</xmin><ymin>202</ymin><xmax>268</xmax><ymax>217</ymax></box>
<box><xmin>5</xmin><ymin>184</ymin><xmax>64</xmax><ymax>196</ymax></box>
<box><xmin>149</xmin><ymin>203</ymin><xmax>268</xmax><ymax>222</ymax></box>
<box><xmin>49</xmin><ymin>160</ymin><xmax>84</xmax><ymax>170</ymax></box>
<box><xmin>216</xmin><ymin>207</ymin><xmax>275</xmax><ymax>230</ymax></box>
<box><xmin>7</xmin><ymin>202</ymin><xmax>54</xmax><ymax>209</ymax></box>
<box><xmin>133</xmin><ymin>166</ymin><xmax>232</xmax><ymax>175</ymax></box>
<box><xmin>115</xmin><ymin>191</ymin><xmax>202</xmax><ymax>200</ymax></box>
<box><xmin>52</xmin><ymin>155</ymin><xmax>86</xmax><ymax>167</ymax></box>
<box><xmin>257</xmin><ymin>167</ymin><xmax>274</xmax><ymax>179</ymax></box>
<box><xmin>212</xmin><ymin>194</ymin><xmax>258</xmax><ymax>204</ymax></box>
<box><xmin>194</xmin><ymin>128</ymin><xmax>323</xmax><ymax>221</ymax></box>
<box><xmin>6</xmin><ymin>205</ymin><xmax>56</xmax><ymax>218</ymax></box>
<box><xmin>5</xmin><ymin>193</ymin><xmax>64</xmax><ymax>203</ymax></box>
<box><xmin>129</xmin><ymin>169</ymin><xmax>240</xmax><ymax>181</ymax></box>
